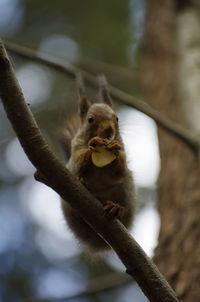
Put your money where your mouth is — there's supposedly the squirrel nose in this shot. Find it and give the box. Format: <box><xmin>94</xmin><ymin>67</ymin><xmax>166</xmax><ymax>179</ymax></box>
<box><xmin>100</xmin><ymin>126</ymin><xmax>114</xmax><ymax>139</ymax></box>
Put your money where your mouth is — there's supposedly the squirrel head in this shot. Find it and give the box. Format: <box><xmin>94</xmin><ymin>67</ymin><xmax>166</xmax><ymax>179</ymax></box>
<box><xmin>77</xmin><ymin>74</ymin><xmax>119</xmax><ymax>142</ymax></box>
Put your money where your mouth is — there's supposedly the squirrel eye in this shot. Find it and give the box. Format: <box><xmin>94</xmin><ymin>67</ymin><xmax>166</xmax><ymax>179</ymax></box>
<box><xmin>88</xmin><ymin>117</ymin><xmax>94</xmax><ymax>123</ymax></box>
<box><xmin>116</xmin><ymin>116</ymin><xmax>119</xmax><ymax>122</ymax></box>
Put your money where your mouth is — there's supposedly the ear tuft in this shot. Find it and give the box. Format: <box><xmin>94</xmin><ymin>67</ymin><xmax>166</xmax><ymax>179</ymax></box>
<box><xmin>98</xmin><ymin>74</ymin><xmax>112</xmax><ymax>107</ymax></box>
<box><xmin>76</xmin><ymin>72</ymin><xmax>90</xmax><ymax>119</ymax></box>
<box><xmin>76</xmin><ymin>72</ymin><xmax>86</xmax><ymax>100</ymax></box>
<box><xmin>79</xmin><ymin>98</ymin><xmax>90</xmax><ymax>119</ymax></box>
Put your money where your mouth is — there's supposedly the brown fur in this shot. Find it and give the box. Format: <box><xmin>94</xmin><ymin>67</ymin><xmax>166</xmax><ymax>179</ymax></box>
<box><xmin>61</xmin><ymin>78</ymin><xmax>135</xmax><ymax>251</ymax></box>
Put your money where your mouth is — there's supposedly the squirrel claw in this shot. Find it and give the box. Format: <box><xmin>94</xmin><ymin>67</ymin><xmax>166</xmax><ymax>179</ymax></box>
<box><xmin>88</xmin><ymin>137</ymin><xmax>109</xmax><ymax>149</ymax></box>
<box><xmin>89</xmin><ymin>145</ymin><xmax>96</xmax><ymax>152</ymax></box>
<box><xmin>106</xmin><ymin>141</ymin><xmax>121</xmax><ymax>156</ymax></box>
<box><xmin>103</xmin><ymin>201</ymin><xmax>124</xmax><ymax>220</ymax></box>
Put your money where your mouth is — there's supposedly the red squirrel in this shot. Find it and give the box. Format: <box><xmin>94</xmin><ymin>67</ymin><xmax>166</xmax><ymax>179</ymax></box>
<box><xmin>61</xmin><ymin>74</ymin><xmax>135</xmax><ymax>251</ymax></box>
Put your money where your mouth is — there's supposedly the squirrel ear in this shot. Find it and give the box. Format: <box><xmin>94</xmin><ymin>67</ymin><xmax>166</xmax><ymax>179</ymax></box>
<box><xmin>79</xmin><ymin>98</ymin><xmax>90</xmax><ymax>119</ymax></box>
<box><xmin>76</xmin><ymin>72</ymin><xmax>90</xmax><ymax>119</ymax></box>
<box><xmin>98</xmin><ymin>74</ymin><xmax>113</xmax><ymax>107</ymax></box>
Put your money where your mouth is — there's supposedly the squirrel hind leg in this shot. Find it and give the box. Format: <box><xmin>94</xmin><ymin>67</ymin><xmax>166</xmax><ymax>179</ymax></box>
<box><xmin>103</xmin><ymin>201</ymin><xmax>125</xmax><ymax>221</ymax></box>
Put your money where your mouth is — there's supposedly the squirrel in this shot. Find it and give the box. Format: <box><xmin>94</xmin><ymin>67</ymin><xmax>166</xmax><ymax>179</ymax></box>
<box><xmin>61</xmin><ymin>74</ymin><xmax>135</xmax><ymax>251</ymax></box>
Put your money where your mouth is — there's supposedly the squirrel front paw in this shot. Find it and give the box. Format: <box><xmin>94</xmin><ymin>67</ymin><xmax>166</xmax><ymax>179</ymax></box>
<box><xmin>106</xmin><ymin>141</ymin><xmax>121</xmax><ymax>156</ymax></box>
<box><xmin>89</xmin><ymin>137</ymin><xmax>121</xmax><ymax>155</ymax></box>
<box><xmin>103</xmin><ymin>201</ymin><xmax>124</xmax><ymax>220</ymax></box>
<box><xmin>88</xmin><ymin>136</ymin><xmax>109</xmax><ymax>151</ymax></box>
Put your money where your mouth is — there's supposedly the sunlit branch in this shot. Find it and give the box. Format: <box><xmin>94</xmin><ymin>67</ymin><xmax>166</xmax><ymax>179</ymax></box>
<box><xmin>0</xmin><ymin>40</ymin><xmax>179</xmax><ymax>302</ymax></box>
<box><xmin>3</xmin><ymin>39</ymin><xmax>200</xmax><ymax>153</ymax></box>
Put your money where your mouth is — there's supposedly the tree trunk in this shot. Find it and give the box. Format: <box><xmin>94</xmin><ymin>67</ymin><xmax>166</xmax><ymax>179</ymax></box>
<box><xmin>139</xmin><ymin>0</ymin><xmax>200</xmax><ymax>301</ymax></box>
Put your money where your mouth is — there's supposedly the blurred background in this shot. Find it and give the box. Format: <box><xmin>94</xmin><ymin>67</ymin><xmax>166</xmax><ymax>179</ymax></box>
<box><xmin>0</xmin><ymin>0</ymin><xmax>161</xmax><ymax>301</ymax></box>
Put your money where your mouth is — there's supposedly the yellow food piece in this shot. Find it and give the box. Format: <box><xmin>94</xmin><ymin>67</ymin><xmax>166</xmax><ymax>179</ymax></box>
<box><xmin>91</xmin><ymin>146</ymin><xmax>116</xmax><ymax>167</ymax></box>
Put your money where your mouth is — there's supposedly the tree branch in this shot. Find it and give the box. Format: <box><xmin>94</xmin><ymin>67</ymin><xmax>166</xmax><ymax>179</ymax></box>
<box><xmin>0</xmin><ymin>40</ymin><xmax>179</xmax><ymax>302</ymax></box>
<box><xmin>22</xmin><ymin>272</ymin><xmax>131</xmax><ymax>302</ymax></box>
<box><xmin>3</xmin><ymin>39</ymin><xmax>200</xmax><ymax>153</ymax></box>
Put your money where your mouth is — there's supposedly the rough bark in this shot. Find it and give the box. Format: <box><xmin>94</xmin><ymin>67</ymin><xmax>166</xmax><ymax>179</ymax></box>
<box><xmin>140</xmin><ymin>0</ymin><xmax>200</xmax><ymax>301</ymax></box>
<box><xmin>177</xmin><ymin>6</ymin><xmax>200</xmax><ymax>132</ymax></box>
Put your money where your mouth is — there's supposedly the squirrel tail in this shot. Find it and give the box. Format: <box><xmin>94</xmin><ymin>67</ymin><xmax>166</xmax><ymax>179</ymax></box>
<box><xmin>60</xmin><ymin>73</ymin><xmax>85</xmax><ymax>160</ymax></box>
<box><xmin>60</xmin><ymin>114</ymin><xmax>81</xmax><ymax>160</ymax></box>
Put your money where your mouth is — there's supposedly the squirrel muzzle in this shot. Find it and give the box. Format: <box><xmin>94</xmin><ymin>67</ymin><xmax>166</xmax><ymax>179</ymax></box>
<box><xmin>97</xmin><ymin>121</ymin><xmax>115</xmax><ymax>140</ymax></box>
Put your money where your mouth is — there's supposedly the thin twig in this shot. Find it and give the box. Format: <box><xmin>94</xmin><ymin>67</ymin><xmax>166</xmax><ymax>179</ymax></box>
<box><xmin>0</xmin><ymin>40</ymin><xmax>179</xmax><ymax>302</ymax></box>
<box><xmin>3</xmin><ymin>39</ymin><xmax>200</xmax><ymax>152</ymax></box>
<box><xmin>21</xmin><ymin>272</ymin><xmax>131</xmax><ymax>302</ymax></box>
